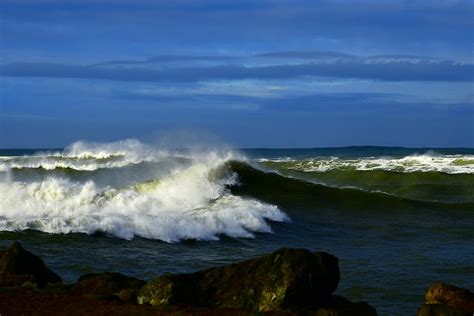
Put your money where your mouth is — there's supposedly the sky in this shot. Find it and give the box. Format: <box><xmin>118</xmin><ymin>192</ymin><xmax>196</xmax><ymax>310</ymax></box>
<box><xmin>0</xmin><ymin>0</ymin><xmax>473</xmax><ymax>148</ymax></box>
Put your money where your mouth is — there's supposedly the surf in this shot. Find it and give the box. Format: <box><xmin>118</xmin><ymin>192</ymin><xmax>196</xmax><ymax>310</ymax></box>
<box><xmin>1</xmin><ymin>140</ymin><xmax>472</xmax><ymax>243</ymax></box>
<box><xmin>0</xmin><ymin>140</ymin><xmax>288</xmax><ymax>242</ymax></box>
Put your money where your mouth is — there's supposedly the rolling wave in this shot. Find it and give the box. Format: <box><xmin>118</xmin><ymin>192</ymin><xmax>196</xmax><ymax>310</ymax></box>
<box><xmin>227</xmin><ymin>161</ymin><xmax>474</xmax><ymax>213</ymax></box>
<box><xmin>255</xmin><ymin>165</ymin><xmax>474</xmax><ymax>203</ymax></box>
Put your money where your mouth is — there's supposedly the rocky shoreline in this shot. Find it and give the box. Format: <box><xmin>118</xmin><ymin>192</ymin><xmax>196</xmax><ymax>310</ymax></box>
<box><xmin>0</xmin><ymin>242</ymin><xmax>472</xmax><ymax>315</ymax></box>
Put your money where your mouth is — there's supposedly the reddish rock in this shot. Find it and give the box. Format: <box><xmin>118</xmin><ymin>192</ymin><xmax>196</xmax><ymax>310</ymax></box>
<box><xmin>138</xmin><ymin>248</ymin><xmax>341</xmax><ymax>310</ymax></box>
<box><xmin>0</xmin><ymin>242</ymin><xmax>62</xmax><ymax>287</ymax></box>
<box><xmin>72</xmin><ymin>272</ymin><xmax>145</xmax><ymax>303</ymax></box>
<box><xmin>417</xmin><ymin>282</ymin><xmax>474</xmax><ymax>316</ymax></box>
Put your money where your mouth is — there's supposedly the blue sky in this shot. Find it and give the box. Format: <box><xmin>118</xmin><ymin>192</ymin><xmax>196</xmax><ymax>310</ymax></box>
<box><xmin>0</xmin><ymin>0</ymin><xmax>473</xmax><ymax>148</ymax></box>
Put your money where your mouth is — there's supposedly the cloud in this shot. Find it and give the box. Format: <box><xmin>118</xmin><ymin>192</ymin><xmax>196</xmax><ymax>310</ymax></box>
<box><xmin>112</xmin><ymin>89</ymin><xmax>474</xmax><ymax>115</ymax></box>
<box><xmin>1</xmin><ymin>52</ymin><xmax>472</xmax><ymax>82</ymax></box>
<box><xmin>254</xmin><ymin>51</ymin><xmax>355</xmax><ymax>59</ymax></box>
<box><xmin>1</xmin><ymin>0</ymin><xmax>472</xmax><ymax>62</ymax></box>
<box><xmin>90</xmin><ymin>51</ymin><xmax>445</xmax><ymax>67</ymax></box>
<box><xmin>90</xmin><ymin>55</ymin><xmax>233</xmax><ymax>67</ymax></box>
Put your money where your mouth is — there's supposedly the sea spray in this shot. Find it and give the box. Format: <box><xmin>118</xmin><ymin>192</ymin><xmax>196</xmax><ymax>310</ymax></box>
<box><xmin>0</xmin><ymin>139</ymin><xmax>288</xmax><ymax>242</ymax></box>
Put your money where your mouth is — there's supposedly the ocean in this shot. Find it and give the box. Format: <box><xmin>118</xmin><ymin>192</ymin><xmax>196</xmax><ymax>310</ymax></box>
<box><xmin>0</xmin><ymin>139</ymin><xmax>473</xmax><ymax>315</ymax></box>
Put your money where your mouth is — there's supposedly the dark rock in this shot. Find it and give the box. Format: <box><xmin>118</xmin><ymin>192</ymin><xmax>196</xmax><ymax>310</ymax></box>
<box><xmin>138</xmin><ymin>248</ymin><xmax>340</xmax><ymax>311</ymax></box>
<box><xmin>0</xmin><ymin>242</ymin><xmax>62</xmax><ymax>287</ymax></box>
<box><xmin>72</xmin><ymin>272</ymin><xmax>146</xmax><ymax>303</ymax></box>
<box><xmin>417</xmin><ymin>304</ymin><xmax>466</xmax><ymax>316</ymax></box>
<box><xmin>304</xmin><ymin>295</ymin><xmax>378</xmax><ymax>316</ymax></box>
<box><xmin>417</xmin><ymin>282</ymin><xmax>474</xmax><ymax>316</ymax></box>
<box><xmin>309</xmin><ymin>305</ymin><xmax>377</xmax><ymax>316</ymax></box>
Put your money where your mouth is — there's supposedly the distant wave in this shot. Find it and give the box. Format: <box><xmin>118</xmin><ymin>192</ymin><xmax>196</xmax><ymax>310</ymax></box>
<box><xmin>259</xmin><ymin>154</ymin><xmax>474</xmax><ymax>174</ymax></box>
<box><xmin>0</xmin><ymin>139</ymin><xmax>170</xmax><ymax>171</ymax></box>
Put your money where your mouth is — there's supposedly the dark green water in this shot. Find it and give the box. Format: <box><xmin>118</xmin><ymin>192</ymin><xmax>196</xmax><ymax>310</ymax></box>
<box><xmin>0</xmin><ymin>144</ymin><xmax>473</xmax><ymax>315</ymax></box>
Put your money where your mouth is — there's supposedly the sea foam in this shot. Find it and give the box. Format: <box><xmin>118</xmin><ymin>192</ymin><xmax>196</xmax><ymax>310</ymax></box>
<box><xmin>0</xmin><ymin>140</ymin><xmax>288</xmax><ymax>242</ymax></box>
<box><xmin>259</xmin><ymin>153</ymin><xmax>474</xmax><ymax>174</ymax></box>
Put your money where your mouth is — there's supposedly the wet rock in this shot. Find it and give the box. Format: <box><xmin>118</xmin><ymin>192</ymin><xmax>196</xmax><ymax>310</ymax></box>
<box><xmin>305</xmin><ymin>295</ymin><xmax>378</xmax><ymax>316</ymax></box>
<box><xmin>0</xmin><ymin>242</ymin><xmax>62</xmax><ymax>287</ymax></box>
<box><xmin>72</xmin><ymin>272</ymin><xmax>146</xmax><ymax>303</ymax></box>
<box><xmin>417</xmin><ymin>304</ymin><xmax>466</xmax><ymax>316</ymax></box>
<box><xmin>417</xmin><ymin>282</ymin><xmax>474</xmax><ymax>316</ymax></box>
<box><xmin>138</xmin><ymin>248</ymin><xmax>340</xmax><ymax>311</ymax></box>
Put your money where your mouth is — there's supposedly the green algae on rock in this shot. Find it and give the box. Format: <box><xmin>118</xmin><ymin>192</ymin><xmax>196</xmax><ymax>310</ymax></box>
<box><xmin>417</xmin><ymin>282</ymin><xmax>474</xmax><ymax>316</ymax></box>
<box><xmin>137</xmin><ymin>248</ymin><xmax>340</xmax><ymax>311</ymax></box>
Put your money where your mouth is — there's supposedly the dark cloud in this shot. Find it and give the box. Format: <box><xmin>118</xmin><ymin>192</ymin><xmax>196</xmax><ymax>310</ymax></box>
<box><xmin>90</xmin><ymin>52</ymin><xmax>439</xmax><ymax>67</ymax></box>
<box><xmin>2</xmin><ymin>56</ymin><xmax>472</xmax><ymax>82</ymax></box>
<box><xmin>91</xmin><ymin>55</ymin><xmax>233</xmax><ymax>67</ymax></box>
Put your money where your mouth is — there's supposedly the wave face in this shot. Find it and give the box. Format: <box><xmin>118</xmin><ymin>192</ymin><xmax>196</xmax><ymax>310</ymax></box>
<box><xmin>0</xmin><ymin>140</ymin><xmax>288</xmax><ymax>242</ymax></box>
<box><xmin>227</xmin><ymin>161</ymin><xmax>474</xmax><ymax>213</ymax></box>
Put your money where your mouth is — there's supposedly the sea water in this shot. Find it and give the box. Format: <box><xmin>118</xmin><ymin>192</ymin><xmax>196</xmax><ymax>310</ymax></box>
<box><xmin>0</xmin><ymin>140</ymin><xmax>473</xmax><ymax>315</ymax></box>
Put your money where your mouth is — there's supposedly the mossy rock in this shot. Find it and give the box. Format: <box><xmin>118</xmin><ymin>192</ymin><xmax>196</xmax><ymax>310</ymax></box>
<box><xmin>138</xmin><ymin>248</ymin><xmax>340</xmax><ymax>311</ymax></box>
<box><xmin>416</xmin><ymin>282</ymin><xmax>474</xmax><ymax>316</ymax></box>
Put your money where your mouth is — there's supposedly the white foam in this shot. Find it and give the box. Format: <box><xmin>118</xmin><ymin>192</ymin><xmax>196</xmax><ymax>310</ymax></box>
<box><xmin>0</xmin><ymin>140</ymin><xmax>288</xmax><ymax>242</ymax></box>
<box><xmin>0</xmin><ymin>139</ymin><xmax>169</xmax><ymax>171</ymax></box>
<box><xmin>259</xmin><ymin>153</ymin><xmax>474</xmax><ymax>174</ymax></box>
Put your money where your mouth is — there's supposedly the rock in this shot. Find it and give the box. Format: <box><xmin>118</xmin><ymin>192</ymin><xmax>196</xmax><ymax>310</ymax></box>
<box><xmin>309</xmin><ymin>304</ymin><xmax>377</xmax><ymax>316</ymax></box>
<box><xmin>417</xmin><ymin>304</ymin><xmax>466</xmax><ymax>316</ymax></box>
<box><xmin>417</xmin><ymin>282</ymin><xmax>474</xmax><ymax>316</ymax></box>
<box><xmin>305</xmin><ymin>295</ymin><xmax>378</xmax><ymax>316</ymax></box>
<box><xmin>138</xmin><ymin>248</ymin><xmax>340</xmax><ymax>311</ymax></box>
<box><xmin>0</xmin><ymin>242</ymin><xmax>62</xmax><ymax>287</ymax></box>
<box><xmin>72</xmin><ymin>272</ymin><xmax>146</xmax><ymax>303</ymax></box>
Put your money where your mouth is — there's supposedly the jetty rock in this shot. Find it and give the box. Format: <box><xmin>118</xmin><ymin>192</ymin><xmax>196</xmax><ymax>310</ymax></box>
<box><xmin>417</xmin><ymin>282</ymin><xmax>474</xmax><ymax>316</ymax></box>
<box><xmin>72</xmin><ymin>272</ymin><xmax>146</xmax><ymax>303</ymax></box>
<box><xmin>0</xmin><ymin>242</ymin><xmax>62</xmax><ymax>287</ymax></box>
<box><xmin>138</xmin><ymin>247</ymin><xmax>375</xmax><ymax>314</ymax></box>
<box><xmin>138</xmin><ymin>248</ymin><xmax>339</xmax><ymax>310</ymax></box>
<box><xmin>0</xmin><ymin>243</ymin><xmax>377</xmax><ymax>315</ymax></box>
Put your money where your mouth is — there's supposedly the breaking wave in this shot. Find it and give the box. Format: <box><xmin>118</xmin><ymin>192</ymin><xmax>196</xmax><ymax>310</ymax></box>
<box><xmin>0</xmin><ymin>140</ymin><xmax>288</xmax><ymax>242</ymax></box>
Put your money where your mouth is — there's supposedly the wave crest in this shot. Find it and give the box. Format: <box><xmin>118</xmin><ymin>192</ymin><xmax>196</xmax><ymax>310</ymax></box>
<box><xmin>0</xmin><ymin>140</ymin><xmax>288</xmax><ymax>242</ymax></box>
